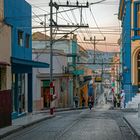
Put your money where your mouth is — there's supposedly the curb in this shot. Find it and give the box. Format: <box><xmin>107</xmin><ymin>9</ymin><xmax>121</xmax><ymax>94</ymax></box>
<box><xmin>34</xmin><ymin>107</ymin><xmax>88</xmax><ymax>114</ymax></box>
<box><xmin>0</xmin><ymin>115</ymin><xmax>55</xmax><ymax>139</ymax></box>
<box><xmin>123</xmin><ymin>116</ymin><xmax>140</xmax><ymax>140</ymax></box>
<box><xmin>122</xmin><ymin>108</ymin><xmax>138</xmax><ymax>112</ymax></box>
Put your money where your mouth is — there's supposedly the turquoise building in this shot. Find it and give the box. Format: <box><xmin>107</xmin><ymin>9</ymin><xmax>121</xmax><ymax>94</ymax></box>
<box><xmin>118</xmin><ymin>0</ymin><xmax>140</xmax><ymax>105</ymax></box>
<box><xmin>3</xmin><ymin>0</ymin><xmax>49</xmax><ymax>118</ymax></box>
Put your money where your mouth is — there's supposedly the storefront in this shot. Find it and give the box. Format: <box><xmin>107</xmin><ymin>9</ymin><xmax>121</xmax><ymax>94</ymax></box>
<box><xmin>11</xmin><ymin>58</ymin><xmax>49</xmax><ymax>119</ymax></box>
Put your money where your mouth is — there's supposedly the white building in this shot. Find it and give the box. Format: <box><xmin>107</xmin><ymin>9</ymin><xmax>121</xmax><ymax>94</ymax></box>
<box><xmin>32</xmin><ymin>48</ymin><xmax>73</xmax><ymax>110</ymax></box>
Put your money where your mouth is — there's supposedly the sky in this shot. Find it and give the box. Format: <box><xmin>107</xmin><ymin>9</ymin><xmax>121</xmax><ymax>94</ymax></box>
<box><xmin>26</xmin><ymin>0</ymin><xmax>120</xmax><ymax>52</ymax></box>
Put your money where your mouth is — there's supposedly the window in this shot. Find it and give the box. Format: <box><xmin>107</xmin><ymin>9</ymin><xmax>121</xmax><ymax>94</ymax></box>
<box><xmin>137</xmin><ymin>4</ymin><xmax>140</xmax><ymax>11</ymax></box>
<box><xmin>137</xmin><ymin>4</ymin><xmax>140</xmax><ymax>35</ymax></box>
<box><xmin>18</xmin><ymin>30</ymin><xmax>23</xmax><ymax>46</ymax></box>
<box><xmin>26</xmin><ymin>34</ymin><xmax>30</xmax><ymax>48</ymax></box>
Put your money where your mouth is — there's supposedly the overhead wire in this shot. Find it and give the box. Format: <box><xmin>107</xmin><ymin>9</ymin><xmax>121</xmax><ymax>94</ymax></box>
<box><xmin>68</xmin><ymin>0</ymin><xmax>89</xmax><ymax>50</ymax></box>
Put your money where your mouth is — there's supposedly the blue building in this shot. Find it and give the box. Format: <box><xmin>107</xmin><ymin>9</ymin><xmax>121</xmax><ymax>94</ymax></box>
<box><xmin>3</xmin><ymin>0</ymin><xmax>49</xmax><ymax>118</ymax></box>
<box><xmin>118</xmin><ymin>0</ymin><xmax>140</xmax><ymax>104</ymax></box>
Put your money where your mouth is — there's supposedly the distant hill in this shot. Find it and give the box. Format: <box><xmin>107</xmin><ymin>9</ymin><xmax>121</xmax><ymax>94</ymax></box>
<box><xmin>86</xmin><ymin>50</ymin><xmax>119</xmax><ymax>71</ymax></box>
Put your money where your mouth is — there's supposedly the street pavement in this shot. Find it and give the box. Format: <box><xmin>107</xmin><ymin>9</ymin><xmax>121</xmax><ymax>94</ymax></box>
<box><xmin>0</xmin><ymin>95</ymin><xmax>140</xmax><ymax>139</ymax></box>
<box><xmin>1</xmin><ymin>104</ymin><xmax>138</xmax><ymax>140</ymax></box>
<box><xmin>124</xmin><ymin>113</ymin><xmax>140</xmax><ymax>139</ymax></box>
<box><xmin>0</xmin><ymin>112</ymin><xmax>55</xmax><ymax>139</ymax></box>
<box><xmin>0</xmin><ymin>107</ymin><xmax>85</xmax><ymax>139</ymax></box>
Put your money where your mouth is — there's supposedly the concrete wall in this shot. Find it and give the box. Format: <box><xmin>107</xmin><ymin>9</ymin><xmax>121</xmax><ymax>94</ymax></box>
<box><xmin>32</xmin><ymin>49</ymin><xmax>69</xmax><ymax>110</ymax></box>
<box><xmin>32</xmin><ymin>40</ymin><xmax>75</xmax><ymax>63</ymax></box>
<box><xmin>0</xmin><ymin>0</ymin><xmax>3</xmax><ymax>21</ymax></box>
<box><xmin>4</xmin><ymin>0</ymin><xmax>32</xmax><ymax>60</ymax></box>
<box><xmin>0</xmin><ymin>25</ymin><xmax>11</xmax><ymax>90</ymax></box>
<box><xmin>33</xmin><ymin>50</ymin><xmax>67</xmax><ymax>74</ymax></box>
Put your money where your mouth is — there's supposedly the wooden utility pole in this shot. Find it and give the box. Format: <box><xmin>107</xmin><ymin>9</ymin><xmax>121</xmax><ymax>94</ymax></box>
<box><xmin>49</xmin><ymin>0</ymin><xmax>89</xmax><ymax>112</ymax></box>
<box><xmin>84</xmin><ymin>36</ymin><xmax>106</xmax><ymax>63</ymax></box>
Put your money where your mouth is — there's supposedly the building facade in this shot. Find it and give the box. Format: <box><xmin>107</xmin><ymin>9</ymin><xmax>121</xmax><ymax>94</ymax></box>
<box><xmin>32</xmin><ymin>32</ymin><xmax>90</xmax><ymax>109</ymax></box>
<box><xmin>32</xmin><ymin>49</ymin><xmax>73</xmax><ymax>110</ymax></box>
<box><xmin>2</xmin><ymin>0</ymin><xmax>49</xmax><ymax>119</ymax></box>
<box><xmin>118</xmin><ymin>0</ymin><xmax>140</xmax><ymax>104</ymax></box>
<box><xmin>0</xmin><ymin>0</ymin><xmax>11</xmax><ymax>91</ymax></box>
<box><xmin>0</xmin><ymin>0</ymin><xmax>12</xmax><ymax>127</ymax></box>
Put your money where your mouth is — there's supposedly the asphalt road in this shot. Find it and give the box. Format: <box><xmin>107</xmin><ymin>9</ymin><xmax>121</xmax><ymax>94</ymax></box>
<box><xmin>2</xmin><ymin>103</ymin><xmax>138</xmax><ymax>140</ymax></box>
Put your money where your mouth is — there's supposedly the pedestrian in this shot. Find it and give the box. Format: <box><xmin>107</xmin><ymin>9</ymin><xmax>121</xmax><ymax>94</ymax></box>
<box><xmin>121</xmin><ymin>90</ymin><xmax>125</xmax><ymax>109</ymax></box>
<box><xmin>82</xmin><ymin>96</ymin><xmax>85</xmax><ymax>108</ymax></box>
<box><xmin>74</xmin><ymin>94</ymin><xmax>79</xmax><ymax>108</ymax></box>
<box><xmin>117</xmin><ymin>94</ymin><xmax>121</xmax><ymax>108</ymax></box>
<box><xmin>88</xmin><ymin>80</ymin><xmax>94</xmax><ymax>107</ymax></box>
<box><xmin>104</xmin><ymin>92</ymin><xmax>107</xmax><ymax>104</ymax></box>
<box><xmin>113</xmin><ymin>94</ymin><xmax>117</xmax><ymax>108</ymax></box>
<box><xmin>50</xmin><ymin>94</ymin><xmax>57</xmax><ymax>114</ymax></box>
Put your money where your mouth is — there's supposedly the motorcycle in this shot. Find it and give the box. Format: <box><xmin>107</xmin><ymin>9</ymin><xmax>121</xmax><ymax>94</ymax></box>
<box><xmin>88</xmin><ymin>96</ymin><xmax>94</xmax><ymax>110</ymax></box>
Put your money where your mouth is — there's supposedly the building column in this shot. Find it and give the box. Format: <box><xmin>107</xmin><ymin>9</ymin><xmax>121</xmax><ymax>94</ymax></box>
<box><xmin>13</xmin><ymin>73</ymin><xmax>18</xmax><ymax>112</ymax></box>
<box><xmin>28</xmin><ymin>73</ymin><xmax>32</xmax><ymax>112</ymax></box>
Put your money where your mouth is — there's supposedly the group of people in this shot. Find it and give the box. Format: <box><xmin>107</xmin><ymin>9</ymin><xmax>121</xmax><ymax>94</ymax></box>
<box><xmin>113</xmin><ymin>90</ymin><xmax>125</xmax><ymax>109</ymax></box>
<box><xmin>74</xmin><ymin>79</ymin><xmax>95</xmax><ymax>109</ymax></box>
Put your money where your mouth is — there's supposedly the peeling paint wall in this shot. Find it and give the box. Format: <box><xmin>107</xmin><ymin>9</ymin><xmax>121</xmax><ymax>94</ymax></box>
<box><xmin>0</xmin><ymin>25</ymin><xmax>11</xmax><ymax>90</ymax></box>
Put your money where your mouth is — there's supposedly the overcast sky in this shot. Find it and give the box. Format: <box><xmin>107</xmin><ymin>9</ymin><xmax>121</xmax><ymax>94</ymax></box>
<box><xmin>26</xmin><ymin>0</ymin><xmax>120</xmax><ymax>52</ymax></box>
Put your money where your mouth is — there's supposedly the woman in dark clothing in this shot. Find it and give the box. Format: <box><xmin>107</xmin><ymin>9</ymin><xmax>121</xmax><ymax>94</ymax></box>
<box><xmin>113</xmin><ymin>95</ymin><xmax>117</xmax><ymax>107</ymax></box>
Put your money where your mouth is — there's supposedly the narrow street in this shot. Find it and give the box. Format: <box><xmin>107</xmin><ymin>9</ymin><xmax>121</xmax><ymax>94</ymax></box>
<box><xmin>2</xmin><ymin>102</ymin><xmax>137</xmax><ymax>140</ymax></box>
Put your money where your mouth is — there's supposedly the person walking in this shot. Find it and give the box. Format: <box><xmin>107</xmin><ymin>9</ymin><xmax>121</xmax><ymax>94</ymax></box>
<box><xmin>113</xmin><ymin>94</ymin><xmax>117</xmax><ymax>108</ymax></box>
<box><xmin>88</xmin><ymin>80</ymin><xmax>94</xmax><ymax>108</ymax></box>
<box><xmin>82</xmin><ymin>96</ymin><xmax>85</xmax><ymax>109</ymax></box>
<box><xmin>104</xmin><ymin>92</ymin><xmax>107</xmax><ymax>104</ymax></box>
<box><xmin>121</xmin><ymin>90</ymin><xmax>125</xmax><ymax>109</ymax></box>
<box><xmin>117</xmin><ymin>94</ymin><xmax>121</xmax><ymax>108</ymax></box>
<box><xmin>74</xmin><ymin>94</ymin><xmax>79</xmax><ymax>108</ymax></box>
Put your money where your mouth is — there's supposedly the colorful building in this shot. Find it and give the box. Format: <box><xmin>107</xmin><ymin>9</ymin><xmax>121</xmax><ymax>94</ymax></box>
<box><xmin>32</xmin><ymin>32</ymin><xmax>90</xmax><ymax>108</ymax></box>
<box><xmin>2</xmin><ymin>0</ymin><xmax>49</xmax><ymax>119</ymax></box>
<box><xmin>0</xmin><ymin>0</ymin><xmax>12</xmax><ymax>128</ymax></box>
<box><xmin>110</xmin><ymin>55</ymin><xmax>120</xmax><ymax>94</ymax></box>
<box><xmin>118</xmin><ymin>0</ymin><xmax>140</xmax><ymax>104</ymax></box>
<box><xmin>32</xmin><ymin>49</ymin><xmax>73</xmax><ymax>110</ymax></box>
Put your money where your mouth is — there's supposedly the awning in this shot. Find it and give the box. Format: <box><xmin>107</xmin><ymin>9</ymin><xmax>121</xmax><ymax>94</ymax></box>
<box><xmin>11</xmin><ymin>57</ymin><xmax>49</xmax><ymax>68</ymax></box>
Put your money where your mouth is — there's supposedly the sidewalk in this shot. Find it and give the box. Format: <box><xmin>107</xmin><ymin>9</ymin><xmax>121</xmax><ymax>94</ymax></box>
<box><xmin>0</xmin><ymin>107</ymin><xmax>83</xmax><ymax>139</ymax></box>
<box><xmin>124</xmin><ymin>113</ymin><xmax>140</xmax><ymax>139</ymax></box>
<box><xmin>0</xmin><ymin>112</ymin><xmax>55</xmax><ymax>139</ymax></box>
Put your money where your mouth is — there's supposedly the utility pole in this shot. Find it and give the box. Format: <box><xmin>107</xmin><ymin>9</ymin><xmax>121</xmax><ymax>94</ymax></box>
<box><xmin>84</xmin><ymin>36</ymin><xmax>106</xmax><ymax>95</ymax></box>
<box><xmin>50</xmin><ymin>1</ymin><xmax>53</xmax><ymax>83</ymax></box>
<box><xmin>84</xmin><ymin>36</ymin><xmax>106</xmax><ymax>63</ymax></box>
<box><xmin>101</xmin><ymin>58</ymin><xmax>104</xmax><ymax>94</ymax></box>
<box><xmin>49</xmin><ymin>0</ymin><xmax>89</xmax><ymax>113</ymax></box>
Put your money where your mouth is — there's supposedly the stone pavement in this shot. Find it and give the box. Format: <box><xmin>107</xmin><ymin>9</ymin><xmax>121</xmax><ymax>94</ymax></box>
<box><xmin>0</xmin><ymin>112</ymin><xmax>55</xmax><ymax>139</ymax></box>
<box><xmin>124</xmin><ymin>113</ymin><xmax>140</xmax><ymax>139</ymax></box>
<box><xmin>0</xmin><ymin>107</ymin><xmax>83</xmax><ymax>139</ymax></box>
<box><xmin>1</xmin><ymin>107</ymin><xmax>140</xmax><ymax>139</ymax></box>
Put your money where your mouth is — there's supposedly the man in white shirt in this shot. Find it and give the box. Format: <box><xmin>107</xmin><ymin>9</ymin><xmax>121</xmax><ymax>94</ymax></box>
<box><xmin>121</xmin><ymin>90</ymin><xmax>125</xmax><ymax>109</ymax></box>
